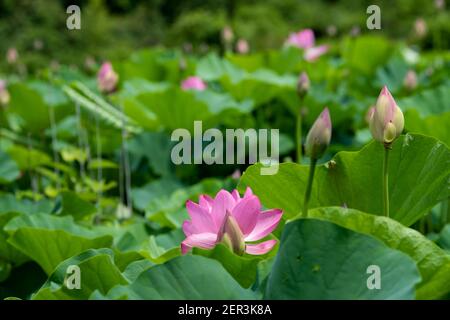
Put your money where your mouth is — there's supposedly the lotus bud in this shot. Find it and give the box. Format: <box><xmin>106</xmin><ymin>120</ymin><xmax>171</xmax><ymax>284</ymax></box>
<box><xmin>414</xmin><ymin>18</ymin><xmax>427</xmax><ymax>38</ymax></box>
<box><xmin>297</xmin><ymin>72</ymin><xmax>310</xmax><ymax>98</ymax></box>
<box><xmin>369</xmin><ymin>86</ymin><xmax>404</xmax><ymax>145</ymax></box>
<box><xmin>97</xmin><ymin>62</ymin><xmax>119</xmax><ymax>94</ymax></box>
<box><xmin>403</xmin><ymin>70</ymin><xmax>417</xmax><ymax>91</ymax></box>
<box><xmin>236</xmin><ymin>39</ymin><xmax>249</xmax><ymax>54</ymax></box>
<box><xmin>222</xmin><ymin>26</ymin><xmax>234</xmax><ymax>43</ymax></box>
<box><xmin>6</xmin><ymin>48</ymin><xmax>18</xmax><ymax>64</ymax></box>
<box><xmin>305</xmin><ymin>107</ymin><xmax>332</xmax><ymax>159</ymax></box>
<box><xmin>219</xmin><ymin>211</ymin><xmax>245</xmax><ymax>255</ymax></box>
<box><xmin>0</xmin><ymin>80</ymin><xmax>10</xmax><ymax>106</ymax></box>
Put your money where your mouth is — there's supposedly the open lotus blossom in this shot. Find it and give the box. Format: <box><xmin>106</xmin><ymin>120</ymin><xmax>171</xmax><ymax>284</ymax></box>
<box><xmin>285</xmin><ymin>29</ymin><xmax>328</xmax><ymax>62</ymax></box>
<box><xmin>181</xmin><ymin>188</ymin><xmax>283</xmax><ymax>255</ymax></box>
<box><xmin>181</xmin><ymin>76</ymin><xmax>207</xmax><ymax>91</ymax></box>
<box><xmin>369</xmin><ymin>86</ymin><xmax>404</xmax><ymax>144</ymax></box>
<box><xmin>97</xmin><ymin>62</ymin><xmax>119</xmax><ymax>93</ymax></box>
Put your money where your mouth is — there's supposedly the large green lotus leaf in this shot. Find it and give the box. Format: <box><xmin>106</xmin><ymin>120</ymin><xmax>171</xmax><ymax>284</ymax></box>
<box><xmin>128</xmin><ymin>132</ymin><xmax>177</xmax><ymax>178</ymax></box>
<box><xmin>239</xmin><ymin>134</ymin><xmax>450</xmax><ymax>226</ymax></box>
<box><xmin>6</xmin><ymin>145</ymin><xmax>51</xmax><ymax>170</ymax></box>
<box><xmin>193</xmin><ymin>244</ymin><xmax>271</xmax><ymax>289</ymax></box>
<box><xmin>196</xmin><ymin>53</ymin><xmax>244</xmax><ymax>81</ymax></box>
<box><xmin>32</xmin><ymin>249</ymin><xmax>128</xmax><ymax>300</ymax></box>
<box><xmin>0</xmin><ymin>212</ymin><xmax>28</xmax><ymax>265</ymax></box>
<box><xmin>405</xmin><ymin>109</ymin><xmax>450</xmax><ymax>147</ymax></box>
<box><xmin>341</xmin><ymin>35</ymin><xmax>392</xmax><ymax>75</ymax></box>
<box><xmin>59</xmin><ymin>191</ymin><xmax>97</xmax><ymax>221</ymax></box>
<box><xmin>103</xmin><ymin>255</ymin><xmax>257</xmax><ymax>299</ymax></box>
<box><xmin>265</xmin><ymin>219</ymin><xmax>421</xmax><ymax>299</ymax></box>
<box><xmin>136</xmin><ymin>87</ymin><xmax>250</xmax><ymax>132</ymax></box>
<box><xmin>6</xmin><ymin>83</ymin><xmax>50</xmax><ymax>133</ymax></box>
<box><xmin>139</xmin><ymin>229</ymin><xmax>183</xmax><ymax>264</ymax></box>
<box><xmin>437</xmin><ymin>224</ymin><xmax>450</xmax><ymax>252</ymax></box>
<box><xmin>4</xmin><ymin>213</ymin><xmax>113</xmax><ymax>274</ymax></box>
<box><xmin>399</xmin><ymin>84</ymin><xmax>450</xmax><ymax>117</ymax></box>
<box><xmin>0</xmin><ymin>194</ymin><xmax>53</xmax><ymax>215</ymax></box>
<box><xmin>307</xmin><ymin>207</ymin><xmax>450</xmax><ymax>300</ymax></box>
<box><xmin>0</xmin><ymin>150</ymin><xmax>20</xmax><ymax>184</ymax></box>
<box><xmin>220</xmin><ymin>69</ymin><xmax>296</xmax><ymax>107</ymax></box>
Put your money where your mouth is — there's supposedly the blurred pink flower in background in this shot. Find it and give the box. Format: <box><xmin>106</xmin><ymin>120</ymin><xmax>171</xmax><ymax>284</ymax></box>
<box><xmin>304</xmin><ymin>45</ymin><xmax>329</xmax><ymax>62</ymax></box>
<box><xmin>236</xmin><ymin>39</ymin><xmax>250</xmax><ymax>54</ymax></box>
<box><xmin>286</xmin><ymin>29</ymin><xmax>328</xmax><ymax>62</ymax></box>
<box><xmin>97</xmin><ymin>62</ymin><xmax>119</xmax><ymax>93</ymax></box>
<box><xmin>181</xmin><ymin>76</ymin><xmax>207</xmax><ymax>91</ymax></box>
<box><xmin>414</xmin><ymin>18</ymin><xmax>427</xmax><ymax>38</ymax></box>
<box><xmin>222</xmin><ymin>26</ymin><xmax>234</xmax><ymax>43</ymax></box>
<box><xmin>181</xmin><ymin>188</ymin><xmax>282</xmax><ymax>255</ymax></box>
<box><xmin>286</xmin><ymin>29</ymin><xmax>315</xmax><ymax>49</ymax></box>
<box><xmin>403</xmin><ymin>70</ymin><xmax>418</xmax><ymax>91</ymax></box>
<box><xmin>0</xmin><ymin>80</ymin><xmax>11</xmax><ymax>106</ymax></box>
<box><xmin>6</xmin><ymin>48</ymin><xmax>18</xmax><ymax>64</ymax></box>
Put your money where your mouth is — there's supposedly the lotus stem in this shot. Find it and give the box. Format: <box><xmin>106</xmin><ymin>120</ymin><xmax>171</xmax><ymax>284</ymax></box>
<box><xmin>296</xmin><ymin>107</ymin><xmax>302</xmax><ymax>164</ymax></box>
<box><xmin>302</xmin><ymin>158</ymin><xmax>317</xmax><ymax>218</ymax></box>
<box><xmin>383</xmin><ymin>145</ymin><xmax>390</xmax><ymax>217</ymax></box>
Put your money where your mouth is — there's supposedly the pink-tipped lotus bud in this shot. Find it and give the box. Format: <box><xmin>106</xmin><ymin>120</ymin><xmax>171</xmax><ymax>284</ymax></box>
<box><xmin>0</xmin><ymin>80</ymin><xmax>10</xmax><ymax>106</ymax></box>
<box><xmin>97</xmin><ymin>62</ymin><xmax>119</xmax><ymax>94</ymax></box>
<box><xmin>236</xmin><ymin>39</ymin><xmax>249</xmax><ymax>54</ymax></box>
<box><xmin>365</xmin><ymin>106</ymin><xmax>375</xmax><ymax>124</ymax></box>
<box><xmin>222</xmin><ymin>26</ymin><xmax>234</xmax><ymax>43</ymax></box>
<box><xmin>403</xmin><ymin>70</ymin><xmax>418</xmax><ymax>91</ymax></box>
<box><xmin>369</xmin><ymin>86</ymin><xmax>404</xmax><ymax>145</ymax></box>
<box><xmin>305</xmin><ymin>107</ymin><xmax>332</xmax><ymax>159</ymax></box>
<box><xmin>297</xmin><ymin>72</ymin><xmax>310</xmax><ymax>98</ymax></box>
<box><xmin>181</xmin><ymin>76</ymin><xmax>207</xmax><ymax>91</ymax></box>
<box><xmin>414</xmin><ymin>18</ymin><xmax>427</xmax><ymax>38</ymax></box>
<box><xmin>6</xmin><ymin>48</ymin><xmax>18</xmax><ymax>64</ymax></box>
<box><xmin>219</xmin><ymin>211</ymin><xmax>245</xmax><ymax>255</ymax></box>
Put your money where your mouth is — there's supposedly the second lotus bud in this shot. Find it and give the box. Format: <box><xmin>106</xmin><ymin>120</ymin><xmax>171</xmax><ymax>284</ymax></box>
<box><xmin>369</xmin><ymin>86</ymin><xmax>404</xmax><ymax>145</ymax></box>
<box><xmin>305</xmin><ymin>107</ymin><xmax>332</xmax><ymax>159</ymax></box>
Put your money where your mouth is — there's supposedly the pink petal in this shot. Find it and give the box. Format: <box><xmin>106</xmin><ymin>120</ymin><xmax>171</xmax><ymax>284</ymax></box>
<box><xmin>211</xmin><ymin>190</ymin><xmax>236</xmax><ymax>229</ymax></box>
<box><xmin>304</xmin><ymin>45</ymin><xmax>328</xmax><ymax>62</ymax></box>
<box><xmin>245</xmin><ymin>240</ymin><xmax>277</xmax><ymax>255</ymax></box>
<box><xmin>245</xmin><ymin>209</ymin><xmax>283</xmax><ymax>241</ymax></box>
<box><xmin>186</xmin><ymin>200</ymin><xmax>216</xmax><ymax>233</ymax></box>
<box><xmin>297</xmin><ymin>29</ymin><xmax>315</xmax><ymax>49</ymax></box>
<box><xmin>199</xmin><ymin>194</ymin><xmax>214</xmax><ymax>211</ymax></box>
<box><xmin>181</xmin><ymin>232</ymin><xmax>218</xmax><ymax>254</ymax></box>
<box><xmin>231</xmin><ymin>195</ymin><xmax>260</xmax><ymax>235</ymax></box>
<box><xmin>182</xmin><ymin>220</ymin><xmax>196</xmax><ymax>237</ymax></box>
<box><xmin>231</xmin><ymin>190</ymin><xmax>241</xmax><ymax>202</ymax></box>
<box><xmin>243</xmin><ymin>187</ymin><xmax>253</xmax><ymax>198</ymax></box>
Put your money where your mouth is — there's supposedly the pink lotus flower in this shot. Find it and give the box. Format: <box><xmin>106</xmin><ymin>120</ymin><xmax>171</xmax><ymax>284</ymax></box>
<box><xmin>181</xmin><ymin>188</ymin><xmax>282</xmax><ymax>255</ymax></box>
<box><xmin>286</xmin><ymin>29</ymin><xmax>315</xmax><ymax>49</ymax></box>
<box><xmin>285</xmin><ymin>29</ymin><xmax>328</xmax><ymax>62</ymax></box>
<box><xmin>181</xmin><ymin>76</ymin><xmax>207</xmax><ymax>91</ymax></box>
<box><xmin>97</xmin><ymin>62</ymin><xmax>119</xmax><ymax>93</ymax></box>
<box><xmin>236</xmin><ymin>39</ymin><xmax>250</xmax><ymax>54</ymax></box>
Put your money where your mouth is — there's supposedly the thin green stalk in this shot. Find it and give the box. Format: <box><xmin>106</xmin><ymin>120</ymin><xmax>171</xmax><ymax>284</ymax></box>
<box><xmin>302</xmin><ymin>158</ymin><xmax>317</xmax><ymax>218</ymax></box>
<box><xmin>296</xmin><ymin>107</ymin><xmax>302</xmax><ymax>164</ymax></box>
<box><xmin>383</xmin><ymin>146</ymin><xmax>390</xmax><ymax>218</ymax></box>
